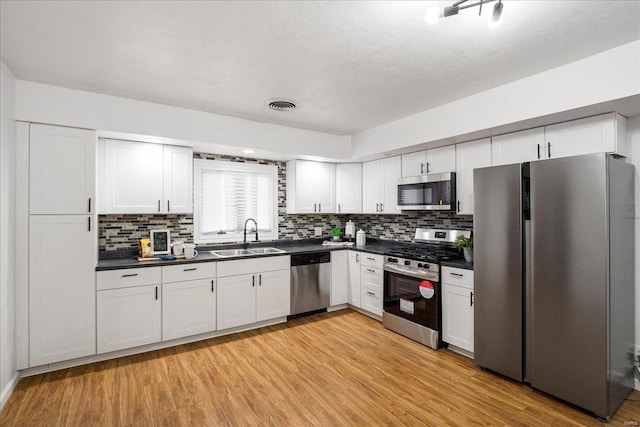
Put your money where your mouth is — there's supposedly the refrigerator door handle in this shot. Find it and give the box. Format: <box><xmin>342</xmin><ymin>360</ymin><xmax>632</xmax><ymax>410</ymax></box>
<box><xmin>524</xmin><ymin>219</ymin><xmax>533</xmax><ymax>383</ymax></box>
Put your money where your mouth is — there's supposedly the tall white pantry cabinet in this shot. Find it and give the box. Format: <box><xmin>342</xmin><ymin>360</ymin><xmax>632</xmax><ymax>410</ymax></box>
<box><xmin>17</xmin><ymin>123</ymin><xmax>98</xmax><ymax>368</ymax></box>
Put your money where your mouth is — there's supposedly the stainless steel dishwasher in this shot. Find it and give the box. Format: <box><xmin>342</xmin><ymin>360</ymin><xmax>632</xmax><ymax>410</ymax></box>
<box><xmin>290</xmin><ymin>251</ymin><xmax>331</xmax><ymax>316</ymax></box>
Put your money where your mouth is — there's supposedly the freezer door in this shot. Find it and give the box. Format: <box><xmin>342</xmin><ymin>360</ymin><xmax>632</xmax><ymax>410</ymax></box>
<box><xmin>473</xmin><ymin>163</ymin><xmax>523</xmax><ymax>381</ymax></box>
<box><xmin>530</xmin><ymin>153</ymin><xmax>608</xmax><ymax>417</ymax></box>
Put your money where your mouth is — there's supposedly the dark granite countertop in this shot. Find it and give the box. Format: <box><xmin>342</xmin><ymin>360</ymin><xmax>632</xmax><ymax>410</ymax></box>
<box><xmin>96</xmin><ymin>239</ymin><xmax>401</xmax><ymax>271</ymax></box>
<box><xmin>440</xmin><ymin>259</ymin><xmax>474</xmax><ymax>270</ymax></box>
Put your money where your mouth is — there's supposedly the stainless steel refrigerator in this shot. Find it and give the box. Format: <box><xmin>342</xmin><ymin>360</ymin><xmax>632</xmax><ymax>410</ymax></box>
<box><xmin>473</xmin><ymin>153</ymin><xmax>635</xmax><ymax>421</ymax></box>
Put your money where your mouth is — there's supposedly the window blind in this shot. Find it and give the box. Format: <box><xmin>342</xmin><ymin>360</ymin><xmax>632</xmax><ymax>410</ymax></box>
<box><xmin>194</xmin><ymin>159</ymin><xmax>278</xmax><ymax>243</ymax></box>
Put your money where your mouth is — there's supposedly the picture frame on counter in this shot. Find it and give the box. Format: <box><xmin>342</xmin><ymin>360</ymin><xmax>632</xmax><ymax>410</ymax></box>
<box><xmin>150</xmin><ymin>229</ymin><xmax>171</xmax><ymax>255</ymax></box>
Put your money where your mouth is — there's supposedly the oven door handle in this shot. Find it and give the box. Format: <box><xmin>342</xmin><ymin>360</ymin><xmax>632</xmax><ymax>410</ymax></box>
<box><xmin>383</xmin><ymin>265</ymin><xmax>438</xmax><ymax>281</ymax></box>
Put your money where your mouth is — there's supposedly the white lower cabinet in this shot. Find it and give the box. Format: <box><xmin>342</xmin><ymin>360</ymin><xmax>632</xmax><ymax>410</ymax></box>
<box><xmin>163</xmin><ymin>279</ymin><xmax>216</xmax><ymax>341</ymax></box>
<box><xmin>360</xmin><ymin>253</ymin><xmax>384</xmax><ymax>317</ymax></box>
<box><xmin>97</xmin><ymin>284</ymin><xmax>161</xmax><ymax>353</ymax></box>
<box><xmin>441</xmin><ymin>267</ymin><xmax>474</xmax><ymax>354</ymax></box>
<box><xmin>330</xmin><ymin>251</ymin><xmax>349</xmax><ymax>306</ymax></box>
<box><xmin>256</xmin><ymin>270</ymin><xmax>291</xmax><ymax>322</ymax></box>
<box><xmin>217</xmin><ymin>256</ymin><xmax>291</xmax><ymax>331</ymax></box>
<box><xmin>348</xmin><ymin>251</ymin><xmax>361</xmax><ymax>307</ymax></box>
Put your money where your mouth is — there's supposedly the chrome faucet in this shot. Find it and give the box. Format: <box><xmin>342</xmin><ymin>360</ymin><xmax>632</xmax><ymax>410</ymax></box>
<box><xmin>243</xmin><ymin>218</ymin><xmax>259</xmax><ymax>249</ymax></box>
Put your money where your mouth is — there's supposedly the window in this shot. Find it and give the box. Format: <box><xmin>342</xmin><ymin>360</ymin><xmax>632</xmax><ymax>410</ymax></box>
<box><xmin>194</xmin><ymin>159</ymin><xmax>278</xmax><ymax>244</ymax></box>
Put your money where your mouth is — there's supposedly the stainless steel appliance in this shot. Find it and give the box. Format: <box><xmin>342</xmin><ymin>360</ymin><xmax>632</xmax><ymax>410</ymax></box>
<box><xmin>397</xmin><ymin>172</ymin><xmax>456</xmax><ymax>211</ymax></box>
<box><xmin>473</xmin><ymin>153</ymin><xmax>635</xmax><ymax>421</ymax></box>
<box><xmin>290</xmin><ymin>252</ymin><xmax>331</xmax><ymax>316</ymax></box>
<box><xmin>383</xmin><ymin>228</ymin><xmax>470</xmax><ymax>349</ymax></box>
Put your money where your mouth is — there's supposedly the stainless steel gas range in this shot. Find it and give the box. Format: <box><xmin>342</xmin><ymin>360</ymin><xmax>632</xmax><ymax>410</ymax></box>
<box><xmin>382</xmin><ymin>228</ymin><xmax>471</xmax><ymax>349</ymax></box>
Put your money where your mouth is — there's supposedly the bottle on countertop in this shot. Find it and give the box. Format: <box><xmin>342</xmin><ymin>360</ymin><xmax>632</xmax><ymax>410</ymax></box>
<box><xmin>356</xmin><ymin>229</ymin><xmax>366</xmax><ymax>246</ymax></box>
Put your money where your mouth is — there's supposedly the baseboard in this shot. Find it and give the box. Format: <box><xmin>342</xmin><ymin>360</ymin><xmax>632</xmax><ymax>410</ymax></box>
<box><xmin>0</xmin><ymin>372</ymin><xmax>20</xmax><ymax>411</ymax></box>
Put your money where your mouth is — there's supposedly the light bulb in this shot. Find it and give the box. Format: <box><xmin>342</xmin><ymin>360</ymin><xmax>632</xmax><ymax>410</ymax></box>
<box><xmin>425</xmin><ymin>6</ymin><xmax>440</xmax><ymax>24</ymax></box>
<box><xmin>489</xmin><ymin>0</ymin><xmax>503</xmax><ymax>27</ymax></box>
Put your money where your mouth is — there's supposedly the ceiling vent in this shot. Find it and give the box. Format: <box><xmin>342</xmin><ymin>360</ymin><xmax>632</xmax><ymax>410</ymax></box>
<box><xmin>267</xmin><ymin>99</ymin><xmax>296</xmax><ymax>112</ymax></box>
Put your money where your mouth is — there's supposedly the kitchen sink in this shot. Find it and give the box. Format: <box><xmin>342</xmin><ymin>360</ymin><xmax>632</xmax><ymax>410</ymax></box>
<box><xmin>209</xmin><ymin>247</ymin><xmax>286</xmax><ymax>257</ymax></box>
<box><xmin>248</xmin><ymin>247</ymin><xmax>286</xmax><ymax>255</ymax></box>
<box><xmin>209</xmin><ymin>249</ymin><xmax>252</xmax><ymax>257</ymax></box>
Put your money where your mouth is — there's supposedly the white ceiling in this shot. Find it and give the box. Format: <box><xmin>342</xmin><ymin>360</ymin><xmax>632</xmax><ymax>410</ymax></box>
<box><xmin>1</xmin><ymin>1</ymin><xmax>639</xmax><ymax>136</ymax></box>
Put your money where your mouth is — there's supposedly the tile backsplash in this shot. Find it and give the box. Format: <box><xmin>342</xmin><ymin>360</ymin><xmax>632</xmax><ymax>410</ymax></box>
<box><xmin>98</xmin><ymin>153</ymin><xmax>473</xmax><ymax>251</ymax></box>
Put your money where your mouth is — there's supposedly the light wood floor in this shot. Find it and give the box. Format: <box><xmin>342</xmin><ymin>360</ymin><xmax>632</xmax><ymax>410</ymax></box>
<box><xmin>2</xmin><ymin>309</ymin><xmax>639</xmax><ymax>426</ymax></box>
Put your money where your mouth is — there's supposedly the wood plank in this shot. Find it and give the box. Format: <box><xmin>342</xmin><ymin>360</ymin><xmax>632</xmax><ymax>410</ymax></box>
<box><xmin>1</xmin><ymin>310</ymin><xmax>639</xmax><ymax>426</ymax></box>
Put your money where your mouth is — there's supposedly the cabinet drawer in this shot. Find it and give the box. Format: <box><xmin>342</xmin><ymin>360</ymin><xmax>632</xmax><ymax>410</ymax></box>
<box><xmin>360</xmin><ymin>288</ymin><xmax>383</xmax><ymax>316</ymax></box>
<box><xmin>361</xmin><ymin>266</ymin><xmax>383</xmax><ymax>292</ymax></box>
<box><xmin>97</xmin><ymin>267</ymin><xmax>162</xmax><ymax>291</ymax></box>
<box><xmin>217</xmin><ymin>255</ymin><xmax>290</xmax><ymax>277</ymax></box>
<box><xmin>162</xmin><ymin>262</ymin><xmax>216</xmax><ymax>283</ymax></box>
<box><xmin>442</xmin><ymin>267</ymin><xmax>474</xmax><ymax>290</ymax></box>
<box><xmin>360</xmin><ymin>252</ymin><xmax>383</xmax><ymax>269</ymax></box>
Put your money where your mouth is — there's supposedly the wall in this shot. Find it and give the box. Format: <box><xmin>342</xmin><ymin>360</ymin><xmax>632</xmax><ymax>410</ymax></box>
<box><xmin>352</xmin><ymin>40</ymin><xmax>640</xmax><ymax>158</ymax></box>
<box><xmin>0</xmin><ymin>60</ymin><xmax>18</xmax><ymax>408</ymax></box>
<box><xmin>99</xmin><ymin>152</ymin><xmax>472</xmax><ymax>252</ymax></box>
<box><xmin>14</xmin><ymin>81</ymin><xmax>351</xmax><ymax>161</ymax></box>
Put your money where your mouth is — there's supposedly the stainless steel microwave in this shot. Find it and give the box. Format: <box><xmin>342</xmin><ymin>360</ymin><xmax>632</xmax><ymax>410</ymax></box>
<box><xmin>397</xmin><ymin>172</ymin><xmax>456</xmax><ymax>211</ymax></box>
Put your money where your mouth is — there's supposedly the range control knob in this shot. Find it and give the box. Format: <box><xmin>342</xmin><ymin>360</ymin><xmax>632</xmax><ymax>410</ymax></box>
<box><xmin>417</xmin><ymin>263</ymin><xmax>424</xmax><ymax>268</ymax></box>
<box><xmin>404</xmin><ymin>260</ymin><xmax>411</xmax><ymax>266</ymax></box>
<box><xmin>388</xmin><ymin>258</ymin><xmax>398</xmax><ymax>263</ymax></box>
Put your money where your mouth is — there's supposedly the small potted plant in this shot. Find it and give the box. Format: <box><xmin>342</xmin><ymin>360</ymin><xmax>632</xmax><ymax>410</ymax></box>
<box><xmin>455</xmin><ymin>235</ymin><xmax>474</xmax><ymax>263</ymax></box>
<box><xmin>331</xmin><ymin>227</ymin><xmax>342</xmax><ymax>242</ymax></box>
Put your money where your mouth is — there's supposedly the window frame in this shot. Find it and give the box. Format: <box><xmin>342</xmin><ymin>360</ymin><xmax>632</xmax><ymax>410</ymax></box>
<box><xmin>193</xmin><ymin>159</ymin><xmax>279</xmax><ymax>244</ymax></box>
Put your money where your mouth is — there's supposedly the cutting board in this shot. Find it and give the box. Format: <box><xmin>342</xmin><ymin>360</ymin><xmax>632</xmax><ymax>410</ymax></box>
<box><xmin>137</xmin><ymin>255</ymin><xmax>186</xmax><ymax>262</ymax></box>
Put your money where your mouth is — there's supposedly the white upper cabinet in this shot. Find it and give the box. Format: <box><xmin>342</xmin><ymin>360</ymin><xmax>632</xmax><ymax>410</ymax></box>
<box><xmin>401</xmin><ymin>146</ymin><xmax>456</xmax><ymax>177</ymax></box>
<box><xmin>492</xmin><ymin>128</ymin><xmax>546</xmax><ymax>166</ymax></box>
<box><xmin>456</xmin><ymin>138</ymin><xmax>491</xmax><ymax>215</ymax></box>
<box><xmin>163</xmin><ymin>144</ymin><xmax>194</xmax><ymax>213</ymax></box>
<box><xmin>401</xmin><ymin>151</ymin><xmax>427</xmax><ymax>177</ymax></box>
<box><xmin>335</xmin><ymin>163</ymin><xmax>362</xmax><ymax>214</ymax></box>
<box><xmin>426</xmin><ymin>146</ymin><xmax>456</xmax><ymax>174</ymax></box>
<box><xmin>286</xmin><ymin>160</ymin><xmax>336</xmax><ymax>214</ymax></box>
<box><xmin>30</xmin><ymin>124</ymin><xmax>96</xmax><ymax>215</ymax></box>
<box><xmin>363</xmin><ymin>156</ymin><xmax>402</xmax><ymax>214</ymax></box>
<box><xmin>544</xmin><ymin>113</ymin><xmax>628</xmax><ymax>159</ymax></box>
<box><xmin>100</xmin><ymin>139</ymin><xmax>193</xmax><ymax>214</ymax></box>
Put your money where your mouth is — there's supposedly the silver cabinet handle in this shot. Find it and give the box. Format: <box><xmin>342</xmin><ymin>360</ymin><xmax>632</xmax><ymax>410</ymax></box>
<box><xmin>167</xmin><ymin>200</ymin><xmax>170</xmax><ymax>212</ymax></box>
<box><xmin>420</xmin><ymin>163</ymin><xmax>424</xmax><ymax>174</ymax></box>
<box><xmin>158</xmin><ymin>200</ymin><xmax>161</xmax><ymax>212</ymax></box>
<box><xmin>314</xmin><ymin>203</ymin><xmax>317</xmax><ymax>213</ymax></box>
<box><xmin>319</xmin><ymin>203</ymin><xmax>321</xmax><ymax>212</ymax></box>
<box><xmin>338</xmin><ymin>203</ymin><xmax>341</xmax><ymax>212</ymax></box>
<box><xmin>366</xmin><ymin>257</ymin><xmax>375</xmax><ymax>261</ymax></box>
<box><xmin>366</xmin><ymin>291</ymin><xmax>375</xmax><ymax>296</ymax></box>
<box><xmin>183</xmin><ymin>268</ymin><xmax>197</xmax><ymax>272</ymax></box>
<box><xmin>121</xmin><ymin>273</ymin><xmax>138</xmax><ymax>278</ymax></box>
<box><xmin>366</xmin><ymin>268</ymin><xmax>376</xmax><ymax>273</ymax></box>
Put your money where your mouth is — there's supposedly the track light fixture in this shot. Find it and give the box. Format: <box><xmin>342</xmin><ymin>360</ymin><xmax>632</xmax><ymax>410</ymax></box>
<box><xmin>428</xmin><ymin>0</ymin><xmax>504</xmax><ymax>25</ymax></box>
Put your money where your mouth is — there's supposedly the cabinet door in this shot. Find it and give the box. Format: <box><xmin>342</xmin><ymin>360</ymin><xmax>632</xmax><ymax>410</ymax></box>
<box><xmin>163</xmin><ymin>145</ymin><xmax>193</xmax><ymax>213</ymax></box>
<box><xmin>103</xmin><ymin>139</ymin><xmax>164</xmax><ymax>213</ymax></box>
<box><xmin>401</xmin><ymin>151</ymin><xmax>427</xmax><ymax>177</ymax></box>
<box><xmin>162</xmin><ymin>278</ymin><xmax>216</xmax><ymax>341</ymax></box>
<box><xmin>315</xmin><ymin>162</ymin><xmax>336</xmax><ymax>213</ymax></box>
<box><xmin>289</xmin><ymin>160</ymin><xmax>336</xmax><ymax>213</ymax></box>
<box><xmin>216</xmin><ymin>274</ymin><xmax>257</xmax><ymax>330</ymax></box>
<box><xmin>30</xmin><ymin>124</ymin><xmax>96</xmax><ymax>214</ymax></box>
<box><xmin>360</xmin><ymin>288</ymin><xmax>383</xmax><ymax>316</ymax></box>
<box><xmin>442</xmin><ymin>283</ymin><xmax>474</xmax><ymax>352</ymax></box>
<box><xmin>426</xmin><ymin>146</ymin><xmax>456</xmax><ymax>174</ymax></box>
<box><xmin>382</xmin><ymin>156</ymin><xmax>402</xmax><ymax>213</ymax></box>
<box><xmin>336</xmin><ymin>163</ymin><xmax>362</xmax><ymax>213</ymax></box>
<box><xmin>97</xmin><ymin>284</ymin><xmax>161</xmax><ymax>354</ymax></box>
<box><xmin>330</xmin><ymin>251</ymin><xmax>349</xmax><ymax>306</ymax></box>
<box><xmin>492</xmin><ymin>128</ymin><xmax>546</xmax><ymax>166</ymax></box>
<box><xmin>29</xmin><ymin>215</ymin><xmax>96</xmax><ymax>366</ymax></box>
<box><xmin>256</xmin><ymin>270</ymin><xmax>290</xmax><ymax>322</ymax></box>
<box><xmin>348</xmin><ymin>251</ymin><xmax>361</xmax><ymax>307</ymax></box>
<box><xmin>362</xmin><ymin>160</ymin><xmax>382</xmax><ymax>213</ymax></box>
<box><xmin>455</xmin><ymin>138</ymin><xmax>491</xmax><ymax>215</ymax></box>
<box><xmin>545</xmin><ymin>113</ymin><xmax>618</xmax><ymax>159</ymax></box>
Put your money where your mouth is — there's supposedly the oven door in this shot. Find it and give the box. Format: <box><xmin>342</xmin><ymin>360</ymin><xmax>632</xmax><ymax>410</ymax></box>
<box><xmin>383</xmin><ymin>270</ymin><xmax>440</xmax><ymax>331</ymax></box>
